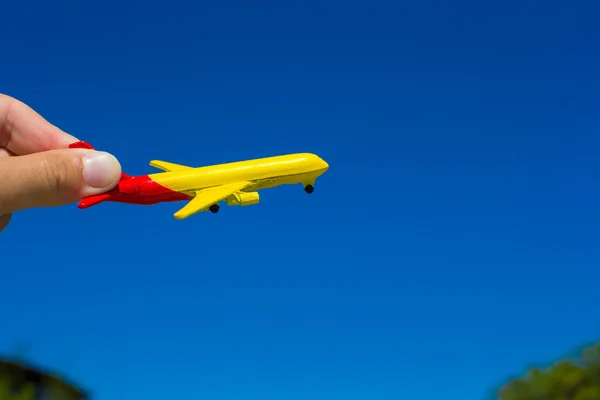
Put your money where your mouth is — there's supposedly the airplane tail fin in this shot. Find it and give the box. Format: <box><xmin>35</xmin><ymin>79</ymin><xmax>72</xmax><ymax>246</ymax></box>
<box><xmin>69</xmin><ymin>141</ymin><xmax>133</xmax><ymax>181</ymax></box>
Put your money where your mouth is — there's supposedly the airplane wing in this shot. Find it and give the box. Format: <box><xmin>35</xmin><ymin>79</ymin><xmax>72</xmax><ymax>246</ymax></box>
<box><xmin>173</xmin><ymin>181</ymin><xmax>251</xmax><ymax>219</ymax></box>
<box><xmin>150</xmin><ymin>160</ymin><xmax>194</xmax><ymax>172</ymax></box>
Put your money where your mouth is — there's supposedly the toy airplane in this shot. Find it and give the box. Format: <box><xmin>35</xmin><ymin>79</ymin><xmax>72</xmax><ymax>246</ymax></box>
<box><xmin>69</xmin><ymin>141</ymin><xmax>329</xmax><ymax>219</ymax></box>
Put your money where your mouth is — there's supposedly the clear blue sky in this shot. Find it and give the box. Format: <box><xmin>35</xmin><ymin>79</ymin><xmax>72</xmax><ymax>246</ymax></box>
<box><xmin>1</xmin><ymin>1</ymin><xmax>599</xmax><ymax>399</ymax></box>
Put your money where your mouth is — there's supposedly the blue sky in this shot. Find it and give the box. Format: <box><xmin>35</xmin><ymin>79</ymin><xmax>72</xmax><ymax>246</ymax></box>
<box><xmin>1</xmin><ymin>0</ymin><xmax>600</xmax><ymax>398</ymax></box>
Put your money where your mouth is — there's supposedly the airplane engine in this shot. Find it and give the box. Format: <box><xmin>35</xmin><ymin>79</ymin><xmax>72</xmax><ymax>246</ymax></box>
<box><xmin>226</xmin><ymin>191</ymin><xmax>260</xmax><ymax>206</ymax></box>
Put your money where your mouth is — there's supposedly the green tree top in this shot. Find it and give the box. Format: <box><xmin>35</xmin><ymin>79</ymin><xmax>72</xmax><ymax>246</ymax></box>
<box><xmin>0</xmin><ymin>377</ymin><xmax>34</xmax><ymax>400</ymax></box>
<box><xmin>0</xmin><ymin>358</ymin><xmax>87</xmax><ymax>400</ymax></box>
<box><xmin>498</xmin><ymin>343</ymin><xmax>600</xmax><ymax>400</ymax></box>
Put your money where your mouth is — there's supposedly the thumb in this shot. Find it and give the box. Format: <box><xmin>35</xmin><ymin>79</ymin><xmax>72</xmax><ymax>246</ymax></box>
<box><xmin>0</xmin><ymin>149</ymin><xmax>121</xmax><ymax>214</ymax></box>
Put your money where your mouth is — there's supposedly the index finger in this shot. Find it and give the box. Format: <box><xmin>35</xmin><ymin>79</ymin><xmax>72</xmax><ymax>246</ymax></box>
<box><xmin>0</xmin><ymin>94</ymin><xmax>79</xmax><ymax>155</ymax></box>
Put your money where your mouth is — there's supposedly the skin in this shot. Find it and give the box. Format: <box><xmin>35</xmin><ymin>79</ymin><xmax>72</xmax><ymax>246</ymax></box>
<box><xmin>0</xmin><ymin>94</ymin><xmax>122</xmax><ymax>232</ymax></box>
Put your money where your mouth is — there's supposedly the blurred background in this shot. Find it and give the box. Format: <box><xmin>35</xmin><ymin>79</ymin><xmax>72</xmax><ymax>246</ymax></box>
<box><xmin>1</xmin><ymin>1</ymin><xmax>599</xmax><ymax>399</ymax></box>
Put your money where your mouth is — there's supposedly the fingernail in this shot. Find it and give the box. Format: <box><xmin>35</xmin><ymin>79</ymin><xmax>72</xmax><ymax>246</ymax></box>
<box><xmin>83</xmin><ymin>151</ymin><xmax>121</xmax><ymax>188</ymax></box>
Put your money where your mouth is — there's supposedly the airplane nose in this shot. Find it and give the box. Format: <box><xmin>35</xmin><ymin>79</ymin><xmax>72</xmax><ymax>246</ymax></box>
<box><xmin>320</xmin><ymin>158</ymin><xmax>329</xmax><ymax>170</ymax></box>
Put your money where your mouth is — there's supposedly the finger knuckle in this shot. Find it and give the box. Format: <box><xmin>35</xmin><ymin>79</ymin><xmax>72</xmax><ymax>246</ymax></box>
<box><xmin>40</xmin><ymin>154</ymin><xmax>76</xmax><ymax>192</ymax></box>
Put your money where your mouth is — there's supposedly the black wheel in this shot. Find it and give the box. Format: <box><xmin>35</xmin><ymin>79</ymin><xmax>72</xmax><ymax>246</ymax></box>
<box><xmin>209</xmin><ymin>204</ymin><xmax>220</xmax><ymax>213</ymax></box>
<box><xmin>304</xmin><ymin>184</ymin><xmax>314</xmax><ymax>194</ymax></box>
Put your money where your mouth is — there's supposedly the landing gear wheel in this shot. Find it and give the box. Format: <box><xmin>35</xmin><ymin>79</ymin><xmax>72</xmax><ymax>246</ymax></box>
<box><xmin>209</xmin><ymin>204</ymin><xmax>220</xmax><ymax>213</ymax></box>
<box><xmin>304</xmin><ymin>184</ymin><xmax>314</xmax><ymax>194</ymax></box>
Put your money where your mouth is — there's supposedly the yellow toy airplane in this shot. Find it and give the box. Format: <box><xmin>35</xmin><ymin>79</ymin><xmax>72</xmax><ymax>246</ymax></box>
<box><xmin>70</xmin><ymin>141</ymin><xmax>329</xmax><ymax>219</ymax></box>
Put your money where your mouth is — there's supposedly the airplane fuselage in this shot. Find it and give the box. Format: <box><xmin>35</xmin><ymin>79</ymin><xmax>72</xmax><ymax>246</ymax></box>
<box><xmin>78</xmin><ymin>153</ymin><xmax>329</xmax><ymax>209</ymax></box>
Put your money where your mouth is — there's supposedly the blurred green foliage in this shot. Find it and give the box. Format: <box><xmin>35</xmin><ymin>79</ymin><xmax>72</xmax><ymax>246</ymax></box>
<box><xmin>0</xmin><ymin>376</ymin><xmax>34</xmax><ymax>400</ymax></box>
<box><xmin>498</xmin><ymin>343</ymin><xmax>600</xmax><ymax>400</ymax></box>
<box><xmin>0</xmin><ymin>359</ymin><xmax>86</xmax><ymax>400</ymax></box>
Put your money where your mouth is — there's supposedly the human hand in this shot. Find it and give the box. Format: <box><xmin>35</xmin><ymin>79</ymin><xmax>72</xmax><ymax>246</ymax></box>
<box><xmin>0</xmin><ymin>94</ymin><xmax>122</xmax><ymax>232</ymax></box>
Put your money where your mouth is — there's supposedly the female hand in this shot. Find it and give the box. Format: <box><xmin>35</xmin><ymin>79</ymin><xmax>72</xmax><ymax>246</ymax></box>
<box><xmin>0</xmin><ymin>94</ymin><xmax>122</xmax><ymax>232</ymax></box>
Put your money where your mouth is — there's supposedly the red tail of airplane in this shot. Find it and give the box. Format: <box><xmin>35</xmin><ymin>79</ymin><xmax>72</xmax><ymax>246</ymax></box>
<box><xmin>69</xmin><ymin>141</ymin><xmax>133</xmax><ymax>208</ymax></box>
